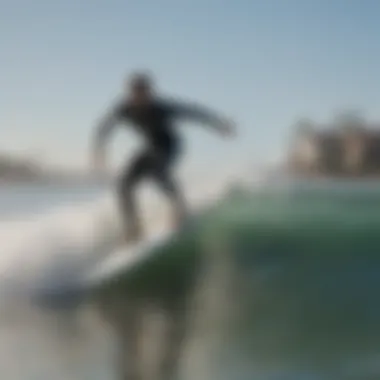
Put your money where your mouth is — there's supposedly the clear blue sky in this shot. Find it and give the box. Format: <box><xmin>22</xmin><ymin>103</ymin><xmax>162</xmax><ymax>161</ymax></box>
<box><xmin>1</xmin><ymin>0</ymin><xmax>380</xmax><ymax>176</ymax></box>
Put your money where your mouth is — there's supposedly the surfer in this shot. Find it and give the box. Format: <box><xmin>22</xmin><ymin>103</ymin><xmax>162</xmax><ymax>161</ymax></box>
<box><xmin>92</xmin><ymin>71</ymin><xmax>236</xmax><ymax>242</ymax></box>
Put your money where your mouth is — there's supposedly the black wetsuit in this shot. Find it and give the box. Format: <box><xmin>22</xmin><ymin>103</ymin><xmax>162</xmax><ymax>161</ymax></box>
<box><xmin>100</xmin><ymin>97</ymin><xmax>224</xmax><ymax>229</ymax></box>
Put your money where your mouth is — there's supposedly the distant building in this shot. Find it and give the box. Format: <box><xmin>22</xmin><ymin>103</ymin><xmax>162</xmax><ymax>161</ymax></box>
<box><xmin>288</xmin><ymin>117</ymin><xmax>380</xmax><ymax>177</ymax></box>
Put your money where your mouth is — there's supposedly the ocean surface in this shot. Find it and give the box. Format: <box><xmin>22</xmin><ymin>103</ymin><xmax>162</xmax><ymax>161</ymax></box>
<box><xmin>1</xmin><ymin>180</ymin><xmax>380</xmax><ymax>380</ymax></box>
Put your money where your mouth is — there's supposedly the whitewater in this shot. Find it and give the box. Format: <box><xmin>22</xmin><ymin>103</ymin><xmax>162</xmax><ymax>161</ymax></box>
<box><xmin>0</xmin><ymin>178</ymin><xmax>226</xmax><ymax>302</ymax></box>
<box><xmin>0</xmin><ymin>177</ymin><xmax>233</xmax><ymax>380</ymax></box>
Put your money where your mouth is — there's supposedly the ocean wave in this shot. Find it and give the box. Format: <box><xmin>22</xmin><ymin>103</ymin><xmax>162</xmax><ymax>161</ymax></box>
<box><xmin>0</xmin><ymin>178</ymin><xmax>228</xmax><ymax>305</ymax></box>
<box><xmin>0</xmin><ymin>192</ymin><xmax>122</xmax><ymax>301</ymax></box>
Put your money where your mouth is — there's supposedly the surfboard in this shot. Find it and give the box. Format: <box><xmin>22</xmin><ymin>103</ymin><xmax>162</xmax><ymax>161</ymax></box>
<box><xmin>32</xmin><ymin>229</ymin><xmax>179</xmax><ymax>308</ymax></box>
<box><xmin>82</xmin><ymin>191</ymin><xmax>220</xmax><ymax>287</ymax></box>
<box><xmin>86</xmin><ymin>227</ymin><xmax>176</xmax><ymax>288</ymax></box>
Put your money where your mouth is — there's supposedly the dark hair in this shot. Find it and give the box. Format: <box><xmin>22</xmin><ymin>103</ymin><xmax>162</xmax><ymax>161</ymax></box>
<box><xmin>129</xmin><ymin>71</ymin><xmax>153</xmax><ymax>89</ymax></box>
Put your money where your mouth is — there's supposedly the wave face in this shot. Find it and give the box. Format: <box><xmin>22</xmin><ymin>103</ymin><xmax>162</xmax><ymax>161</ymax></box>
<box><xmin>178</xmin><ymin>183</ymin><xmax>380</xmax><ymax>380</ymax></box>
<box><xmin>92</xmin><ymin>181</ymin><xmax>380</xmax><ymax>380</ymax></box>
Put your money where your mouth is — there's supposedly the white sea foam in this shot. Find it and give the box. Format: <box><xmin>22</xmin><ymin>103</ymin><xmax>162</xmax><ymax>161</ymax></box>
<box><xmin>0</xmin><ymin>173</ymin><xmax>240</xmax><ymax>305</ymax></box>
<box><xmin>0</xmin><ymin>191</ymin><xmax>121</xmax><ymax>300</ymax></box>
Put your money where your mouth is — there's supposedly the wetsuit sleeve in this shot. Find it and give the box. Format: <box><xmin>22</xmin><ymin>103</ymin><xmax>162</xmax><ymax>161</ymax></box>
<box><xmin>93</xmin><ymin>104</ymin><xmax>124</xmax><ymax>149</ymax></box>
<box><xmin>168</xmin><ymin>101</ymin><xmax>229</xmax><ymax>132</ymax></box>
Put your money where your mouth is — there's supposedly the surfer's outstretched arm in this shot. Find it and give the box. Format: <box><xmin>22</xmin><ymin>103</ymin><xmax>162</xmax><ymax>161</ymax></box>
<box><xmin>91</xmin><ymin>105</ymin><xmax>122</xmax><ymax>172</ymax></box>
<box><xmin>93</xmin><ymin>107</ymin><xmax>121</xmax><ymax>148</ymax></box>
<box><xmin>170</xmin><ymin>101</ymin><xmax>236</xmax><ymax>137</ymax></box>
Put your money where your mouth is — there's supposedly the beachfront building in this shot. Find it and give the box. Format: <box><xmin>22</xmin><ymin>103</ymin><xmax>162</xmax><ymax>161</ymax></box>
<box><xmin>287</xmin><ymin>114</ymin><xmax>380</xmax><ymax>177</ymax></box>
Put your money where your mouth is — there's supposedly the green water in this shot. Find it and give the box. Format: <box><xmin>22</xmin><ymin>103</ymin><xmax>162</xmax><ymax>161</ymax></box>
<box><xmin>93</xmin><ymin>183</ymin><xmax>380</xmax><ymax>379</ymax></box>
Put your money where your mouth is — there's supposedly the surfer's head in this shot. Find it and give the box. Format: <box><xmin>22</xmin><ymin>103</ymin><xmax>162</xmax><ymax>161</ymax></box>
<box><xmin>126</xmin><ymin>71</ymin><xmax>154</xmax><ymax>104</ymax></box>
